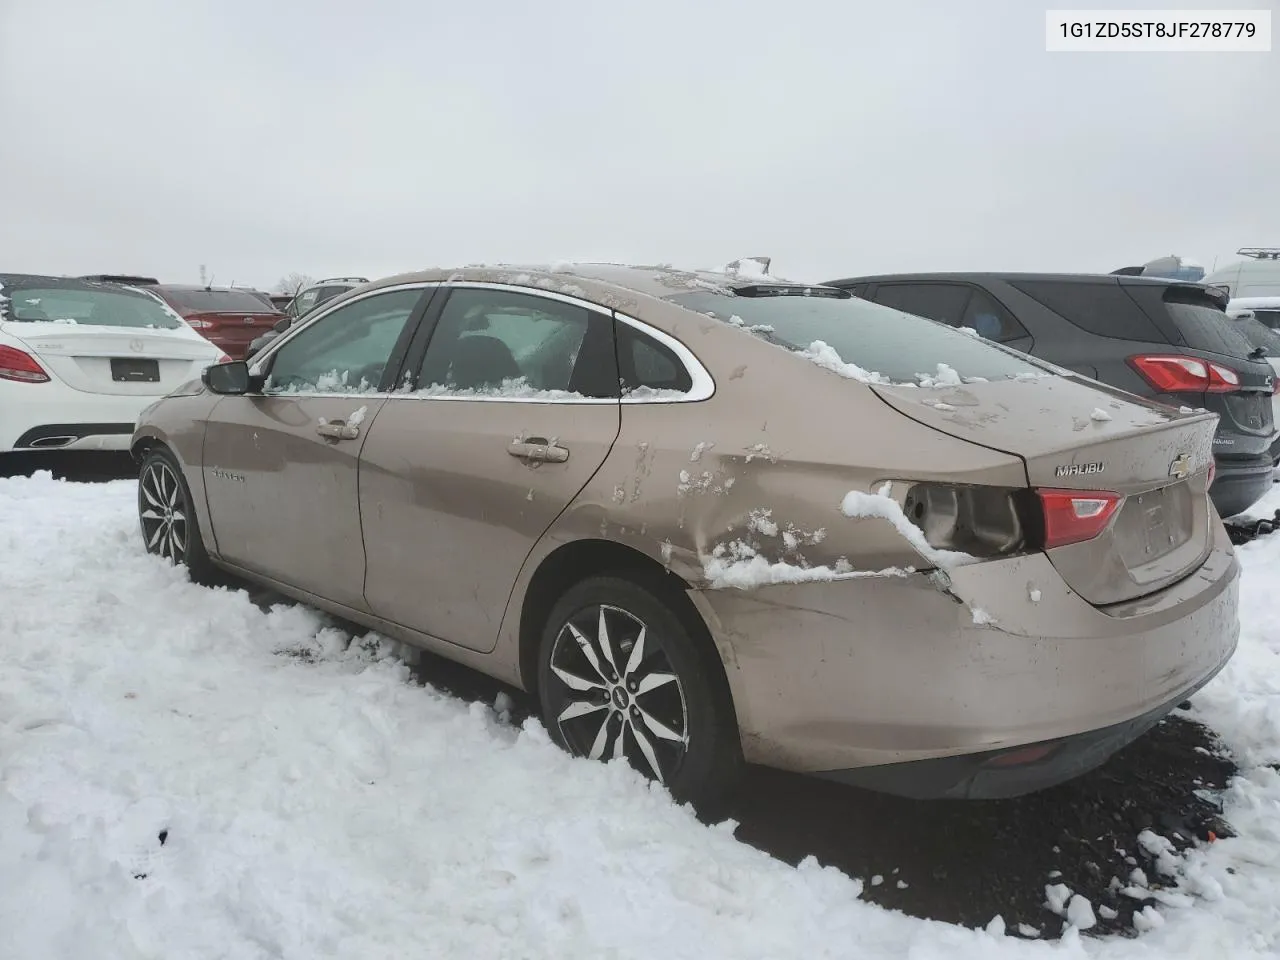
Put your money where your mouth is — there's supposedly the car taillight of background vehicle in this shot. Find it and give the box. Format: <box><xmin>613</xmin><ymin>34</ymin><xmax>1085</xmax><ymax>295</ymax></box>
<box><xmin>1036</xmin><ymin>489</ymin><xmax>1122</xmax><ymax>549</ymax></box>
<box><xmin>1127</xmin><ymin>355</ymin><xmax>1241</xmax><ymax>393</ymax></box>
<box><xmin>0</xmin><ymin>345</ymin><xmax>51</xmax><ymax>383</ymax></box>
<box><xmin>216</xmin><ymin>354</ymin><xmax>232</xmax><ymax>364</ymax></box>
<box><xmin>185</xmin><ymin>318</ymin><xmax>214</xmax><ymax>329</ymax></box>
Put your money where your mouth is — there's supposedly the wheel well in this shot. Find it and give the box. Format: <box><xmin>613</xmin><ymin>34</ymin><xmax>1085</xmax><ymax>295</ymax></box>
<box><xmin>131</xmin><ymin>435</ymin><xmax>160</xmax><ymax>463</ymax></box>
<box><xmin>518</xmin><ymin>538</ymin><xmax>703</xmax><ymax>696</ymax></box>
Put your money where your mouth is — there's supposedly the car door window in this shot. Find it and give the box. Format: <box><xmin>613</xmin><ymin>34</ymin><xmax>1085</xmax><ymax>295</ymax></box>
<box><xmin>412</xmin><ymin>288</ymin><xmax>616</xmax><ymax>398</ymax></box>
<box><xmin>265</xmin><ymin>288</ymin><xmax>422</xmax><ymax>394</ymax></box>
<box><xmin>873</xmin><ymin>283</ymin><xmax>971</xmax><ymax>326</ymax></box>
<box><xmin>960</xmin><ymin>288</ymin><xmax>1030</xmax><ymax>343</ymax></box>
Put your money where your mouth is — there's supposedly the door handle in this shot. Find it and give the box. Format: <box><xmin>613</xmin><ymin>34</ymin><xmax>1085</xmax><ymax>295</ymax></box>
<box><xmin>316</xmin><ymin>420</ymin><xmax>360</xmax><ymax>441</ymax></box>
<box><xmin>507</xmin><ymin>438</ymin><xmax>569</xmax><ymax>463</ymax></box>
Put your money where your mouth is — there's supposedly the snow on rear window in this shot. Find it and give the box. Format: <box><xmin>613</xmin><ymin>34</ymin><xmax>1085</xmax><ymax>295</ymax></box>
<box><xmin>668</xmin><ymin>290</ymin><xmax>1046</xmax><ymax>385</ymax></box>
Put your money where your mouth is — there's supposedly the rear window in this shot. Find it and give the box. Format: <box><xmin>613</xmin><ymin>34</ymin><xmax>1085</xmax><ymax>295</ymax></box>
<box><xmin>160</xmin><ymin>288</ymin><xmax>278</xmax><ymax>314</ymax></box>
<box><xmin>1227</xmin><ymin>316</ymin><xmax>1280</xmax><ymax>357</ymax></box>
<box><xmin>1009</xmin><ymin>279</ymin><xmax>1166</xmax><ymax>341</ymax></box>
<box><xmin>1</xmin><ymin>286</ymin><xmax>183</xmax><ymax>329</ymax></box>
<box><xmin>1253</xmin><ymin>308</ymin><xmax>1280</xmax><ymax>331</ymax></box>
<box><xmin>1158</xmin><ymin>288</ymin><xmax>1258</xmax><ymax>358</ymax></box>
<box><xmin>667</xmin><ymin>289</ymin><xmax>1044</xmax><ymax>384</ymax></box>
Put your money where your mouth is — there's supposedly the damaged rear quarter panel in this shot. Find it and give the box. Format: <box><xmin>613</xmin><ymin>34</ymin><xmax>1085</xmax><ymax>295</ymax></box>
<box><xmin>546</xmin><ymin>315</ymin><xmax>1028</xmax><ymax>586</ymax></box>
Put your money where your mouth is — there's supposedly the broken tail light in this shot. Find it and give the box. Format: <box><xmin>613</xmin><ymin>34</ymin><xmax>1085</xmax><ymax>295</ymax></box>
<box><xmin>901</xmin><ymin>483</ymin><xmax>1036</xmax><ymax>558</ymax></box>
<box><xmin>901</xmin><ymin>482</ymin><xmax>1123</xmax><ymax>557</ymax></box>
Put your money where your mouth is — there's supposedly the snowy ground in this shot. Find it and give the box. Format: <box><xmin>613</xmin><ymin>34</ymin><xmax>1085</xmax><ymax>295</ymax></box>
<box><xmin>2</xmin><ymin>472</ymin><xmax>1279</xmax><ymax>959</ymax></box>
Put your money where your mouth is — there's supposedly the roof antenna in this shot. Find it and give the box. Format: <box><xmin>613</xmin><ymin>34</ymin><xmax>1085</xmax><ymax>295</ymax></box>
<box><xmin>206</xmin><ymin>274</ymin><xmax>216</xmax><ymax>291</ymax></box>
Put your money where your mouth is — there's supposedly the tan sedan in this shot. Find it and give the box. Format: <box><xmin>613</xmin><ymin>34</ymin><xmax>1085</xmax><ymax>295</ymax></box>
<box><xmin>132</xmin><ymin>263</ymin><xmax>1239</xmax><ymax>809</ymax></box>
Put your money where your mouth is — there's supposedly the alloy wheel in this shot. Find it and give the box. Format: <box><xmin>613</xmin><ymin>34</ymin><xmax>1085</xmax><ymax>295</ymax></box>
<box><xmin>546</xmin><ymin>604</ymin><xmax>690</xmax><ymax>783</ymax></box>
<box><xmin>139</xmin><ymin>460</ymin><xmax>188</xmax><ymax>563</ymax></box>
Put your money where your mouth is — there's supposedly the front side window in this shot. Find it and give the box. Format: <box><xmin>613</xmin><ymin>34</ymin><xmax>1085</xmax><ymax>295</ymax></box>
<box><xmin>669</xmin><ymin>289</ymin><xmax>1045</xmax><ymax>384</ymax></box>
<box><xmin>411</xmin><ymin>288</ymin><xmax>615</xmax><ymax>398</ymax></box>
<box><xmin>265</xmin><ymin>288</ymin><xmax>423</xmax><ymax>394</ymax></box>
<box><xmin>1</xmin><ymin>285</ymin><xmax>183</xmax><ymax>329</ymax></box>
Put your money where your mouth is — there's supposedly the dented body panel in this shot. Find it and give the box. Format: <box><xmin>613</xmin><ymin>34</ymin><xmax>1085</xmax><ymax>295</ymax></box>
<box><xmin>133</xmin><ymin>261</ymin><xmax>1242</xmax><ymax>797</ymax></box>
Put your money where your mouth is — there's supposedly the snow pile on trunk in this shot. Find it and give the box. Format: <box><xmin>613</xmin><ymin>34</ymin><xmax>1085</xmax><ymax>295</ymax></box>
<box><xmin>3</xmin><ymin>474</ymin><xmax>1280</xmax><ymax>958</ymax></box>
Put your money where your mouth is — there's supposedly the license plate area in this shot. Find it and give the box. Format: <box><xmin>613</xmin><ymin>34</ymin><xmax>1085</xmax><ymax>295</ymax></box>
<box><xmin>1114</xmin><ymin>482</ymin><xmax>1193</xmax><ymax>568</ymax></box>
<box><xmin>110</xmin><ymin>358</ymin><xmax>160</xmax><ymax>383</ymax></box>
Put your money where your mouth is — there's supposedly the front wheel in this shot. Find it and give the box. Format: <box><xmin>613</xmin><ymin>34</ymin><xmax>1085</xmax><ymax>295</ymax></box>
<box><xmin>537</xmin><ymin>575</ymin><xmax>742</xmax><ymax>812</ymax></box>
<box><xmin>138</xmin><ymin>449</ymin><xmax>219</xmax><ymax>584</ymax></box>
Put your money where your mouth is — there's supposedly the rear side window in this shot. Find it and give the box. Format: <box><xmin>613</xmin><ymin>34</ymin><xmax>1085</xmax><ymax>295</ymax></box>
<box><xmin>161</xmin><ymin>288</ymin><xmax>277</xmax><ymax>314</ymax></box>
<box><xmin>618</xmin><ymin>325</ymin><xmax>692</xmax><ymax>396</ymax></box>
<box><xmin>1010</xmin><ymin>279</ymin><xmax>1166</xmax><ymax>342</ymax></box>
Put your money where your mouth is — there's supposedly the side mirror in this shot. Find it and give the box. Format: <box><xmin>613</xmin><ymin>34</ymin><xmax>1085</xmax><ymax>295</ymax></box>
<box><xmin>203</xmin><ymin>360</ymin><xmax>252</xmax><ymax>395</ymax></box>
<box><xmin>273</xmin><ymin>316</ymin><xmax>292</xmax><ymax>334</ymax></box>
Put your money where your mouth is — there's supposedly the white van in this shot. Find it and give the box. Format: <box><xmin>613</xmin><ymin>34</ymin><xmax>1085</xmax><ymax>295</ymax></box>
<box><xmin>1203</xmin><ymin>248</ymin><xmax>1280</xmax><ymax>299</ymax></box>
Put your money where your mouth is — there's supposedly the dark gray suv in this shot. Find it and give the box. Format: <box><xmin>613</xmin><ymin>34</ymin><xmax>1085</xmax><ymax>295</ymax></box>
<box><xmin>825</xmin><ymin>272</ymin><xmax>1279</xmax><ymax>519</ymax></box>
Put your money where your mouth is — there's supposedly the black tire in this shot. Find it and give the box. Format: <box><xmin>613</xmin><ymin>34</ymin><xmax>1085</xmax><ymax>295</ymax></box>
<box><xmin>537</xmin><ymin>574</ymin><xmax>743</xmax><ymax>812</ymax></box>
<box><xmin>137</xmin><ymin>448</ymin><xmax>220</xmax><ymax>585</ymax></box>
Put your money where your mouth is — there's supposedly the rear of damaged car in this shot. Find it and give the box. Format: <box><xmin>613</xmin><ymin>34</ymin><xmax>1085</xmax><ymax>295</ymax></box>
<box><xmin>592</xmin><ymin>279</ymin><xmax>1239</xmax><ymax>800</ymax></box>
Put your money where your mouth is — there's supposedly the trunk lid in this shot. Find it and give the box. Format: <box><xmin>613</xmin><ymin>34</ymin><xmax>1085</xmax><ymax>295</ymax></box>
<box><xmin>3</xmin><ymin>322</ymin><xmax>219</xmax><ymax>396</ymax></box>
<box><xmin>872</xmin><ymin>374</ymin><xmax>1219</xmax><ymax>607</ymax></box>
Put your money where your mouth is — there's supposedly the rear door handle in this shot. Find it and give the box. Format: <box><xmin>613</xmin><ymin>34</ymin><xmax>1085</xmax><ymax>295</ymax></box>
<box><xmin>316</xmin><ymin>420</ymin><xmax>359</xmax><ymax>441</ymax></box>
<box><xmin>507</xmin><ymin>438</ymin><xmax>569</xmax><ymax>463</ymax></box>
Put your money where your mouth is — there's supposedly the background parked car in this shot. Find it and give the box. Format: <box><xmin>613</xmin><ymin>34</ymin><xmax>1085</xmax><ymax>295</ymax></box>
<box><xmin>246</xmin><ymin>277</ymin><xmax>371</xmax><ymax>358</ymax></box>
<box><xmin>78</xmin><ymin>273</ymin><xmax>161</xmax><ymax>286</ymax></box>
<box><xmin>1228</xmin><ymin>296</ymin><xmax>1280</xmax><ymax>332</ymax></box>
<box><xmin>146</xmin><ymin>284</ymin><xmax>285</xmax><ymax>360</ymax></box>
<box><xmin>1203</xmin><ymin>248</ymin><xmax>1280</xmax><ymax>300</ymax></box>
<box><xmin>133</xmin><ymin>263</ymin><xmax>1237</xmax><ymax>810</ymax></box>
<box><xmin>0</xmin><ymin>273</ymin><xmax>223</xmax><ymax>455</ymax></box>
<box><xmin>824</xmin><ymin>271</ymin><xmax>1279</xmax><ymax>519</ymax></box>
<box><xmin>286</xmin><ymin>277</ymin><xmax>368</xmax><ymax>320</ymax></box>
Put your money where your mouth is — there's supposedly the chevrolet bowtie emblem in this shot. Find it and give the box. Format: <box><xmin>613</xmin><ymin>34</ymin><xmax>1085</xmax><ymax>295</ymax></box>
<box><xmin>1168</xmin><ymin>454</ymin><xmax>1191</xmax><ymax>480</ymax></box>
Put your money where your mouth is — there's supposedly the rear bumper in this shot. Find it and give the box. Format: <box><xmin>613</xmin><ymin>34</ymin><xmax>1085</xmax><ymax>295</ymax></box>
<box><xmin>0</xmin><ymin>381</ymin><xmax>160</xmax><ymax>452</ymax></box>
<box><xmin>690</xmin><ymin>521</ymin><xmax>1239</xmax><ymax>791</ymax></box>
<box><xmin>1211</xmin><ymin>453</ymin><xmax>1274</xmax><ymax>518</ymax></box>
<box><xmin>816</xmin><ymin>668</ymin><xmax>1222</xmax><ymax>799</ymax></box>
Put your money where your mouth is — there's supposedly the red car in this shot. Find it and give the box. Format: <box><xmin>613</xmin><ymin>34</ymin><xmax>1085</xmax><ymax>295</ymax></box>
<box><xmin>147</xmin><ymin>285</ymin><xmax>285</xmax><ymax>360</ymax></box>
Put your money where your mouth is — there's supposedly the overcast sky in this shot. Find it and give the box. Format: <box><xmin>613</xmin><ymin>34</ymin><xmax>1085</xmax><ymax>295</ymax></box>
<box><xmin>1</xmin><ymin>0</ymin><xmax>1275</xmax><ymax>289</ymax></box>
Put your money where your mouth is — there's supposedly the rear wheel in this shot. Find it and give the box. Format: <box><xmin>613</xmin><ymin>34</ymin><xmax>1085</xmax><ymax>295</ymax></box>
<box><xmin>537</xmin><ymin>575</ymin><xmax>742</xmax><ymax>811</ymax></box>
<box><xmin>138</xmin><ymin>448</ymin><xmax>219</xmax><ymax>584</ymax></box>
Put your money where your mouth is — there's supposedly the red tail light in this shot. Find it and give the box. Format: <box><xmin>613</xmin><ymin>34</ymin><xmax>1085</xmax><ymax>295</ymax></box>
<box><xmin>1037</xmin><ymin>489</ymin><xmax>1122</xmax><ymax>548</ymax></box>
<box><xmin>185</xmin><ymin>317</ymin><xmax>214</xmax><ymax>329</ymax></box>
<box><xmin>1207</xmin><ymin>460</ymin><xmax>1217</xmax><ymax>486</ymax></box>
<box><xmin>1128</xmin><ymin>355</ymin><xmax>1241</xmax><ymax>393</ymax></box>
<box><xmin>0</xmin><ymin>344</ymin><xmax>51</xmax><ymax>383</ymax></box>
<box><xmin>215</xmin><ymin>353</ymin><xmax>232</xmax><ymax>364</ymax></box>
